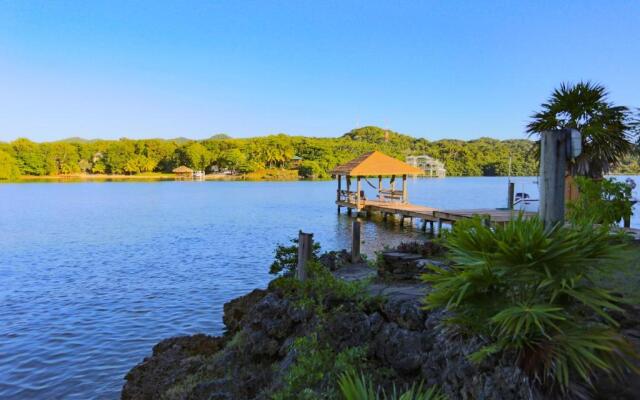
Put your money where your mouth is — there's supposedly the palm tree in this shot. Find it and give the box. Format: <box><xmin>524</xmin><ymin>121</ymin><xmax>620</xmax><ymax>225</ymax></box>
<box><xmin>527</xmin><ymin>81</ymin><xmax>633</xmax><ymax>178</ymax></box>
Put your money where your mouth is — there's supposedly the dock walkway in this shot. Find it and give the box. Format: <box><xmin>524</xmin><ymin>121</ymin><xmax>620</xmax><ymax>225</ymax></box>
<box><xmin>338</xmin><ymin>199</ymin><xmax>536</xmax><ymax>231</ymax></box>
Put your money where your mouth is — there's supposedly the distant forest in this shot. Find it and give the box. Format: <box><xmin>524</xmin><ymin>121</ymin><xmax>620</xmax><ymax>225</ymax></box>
<box><xmin>1</xmin><ymin>126</ymin><xmax>638</xmax><ymax>180</ymax></box>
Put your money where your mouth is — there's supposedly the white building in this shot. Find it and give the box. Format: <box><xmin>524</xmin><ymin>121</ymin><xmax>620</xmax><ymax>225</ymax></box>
<box><xmin>405</xmin><ymin>155</ymin><xmax>446</xmax><ymax>178</ymax></box>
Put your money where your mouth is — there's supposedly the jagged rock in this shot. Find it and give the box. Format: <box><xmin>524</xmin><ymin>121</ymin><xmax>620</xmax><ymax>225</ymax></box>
<box><xmin>379</xmin><ymin>251</ymin><xmax>447</xmax><ymax>280</ymax></box>
<box><xmin>122</xmin><ymin>334</ymin><xmax>225</xmax><ymax>400</ymax></box>
<box><xmin>374</xmin><ymin>323</ymin><xmax>430</xmax><ymax>372</ymax></box>
<box><xmin>245</xmin><ymin>330</ymin><xmax>280</xmax><ymax>358</ymax></box>
<box><xmin>368</xmin><ymin>312</ymin><xmax>385</xmax><ymax>334</ymax></box>
<box><xmin>323</xmin><ymin>311</ymin><xmax>371</xmax><ymax>350</ymax></box>
<box><xmin>251</xmin><ymin>293</ymin><xmax>295</xmax><ymax>339</ymax></box>
<box><xmin>318</xmin><ymin>250</ymin><xmax>351</xmax><ymax>271</ymax></box>
<box><xmin>223</xmin><ymin>289</ymin><xmax>267</xmax><ymax>335</ymax></box>
<box><xmin>188</xmin><ymin>379</ymin><xmax>232</xmax><ymax>400</ymax></box>
<box><xmin>382</xmin><ymin>296</ymin><xmax>426</xmax><ymax>331</ymax></box>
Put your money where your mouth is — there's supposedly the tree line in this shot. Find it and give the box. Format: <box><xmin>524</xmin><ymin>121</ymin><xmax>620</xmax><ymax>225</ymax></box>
<box><xmin>0</xmin><ymin>127</ymin><xmax>544</xmax><ymax>180</ymax></box>
<box><xmin>1</xmin><ymin>122</ymin><xmax>638</xmax><ymax>182</ymax></box>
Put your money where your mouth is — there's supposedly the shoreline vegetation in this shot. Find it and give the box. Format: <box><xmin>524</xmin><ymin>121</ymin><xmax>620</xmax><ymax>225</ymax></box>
<box><xmin>3</xmin><ymin>125</ymin><xmax>640</xmax><ymax>183</ymax></box>
<box><xmin>13</xmin><ymin>171</ymin><xmax>639</xmax><ymax>183</ymax></box>
<box><xmin>14</xmin><ymin>169</ymin><xmax>302</xmax><ymax>182</ymax></box>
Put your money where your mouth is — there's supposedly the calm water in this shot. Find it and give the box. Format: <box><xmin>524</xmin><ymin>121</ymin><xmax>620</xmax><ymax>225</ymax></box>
<box><xmin>0</xmin><ymin>177</ymin><xmax>637</xmax><ymax>399</ymax></box>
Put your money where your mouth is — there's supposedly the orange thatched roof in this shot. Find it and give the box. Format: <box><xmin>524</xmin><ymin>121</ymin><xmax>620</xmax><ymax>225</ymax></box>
<box><xmin>172</xmin><ymin>165</ymin><xmax>193</xmax><ymax>173</ymax></box>
<box><xmin>331</xmin><ymin>151</ymin><xmax>423</xmax><ymax>176</ymax></box>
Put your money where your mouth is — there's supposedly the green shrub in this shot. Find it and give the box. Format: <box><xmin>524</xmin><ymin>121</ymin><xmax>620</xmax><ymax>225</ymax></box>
<box><xmin>337</xmin><ymin>371</ymin><xmax>446</xmax><ymax>400</ymax></box>
<box><xmin>298</xmin><ymin>160</ymin><xmax>326</xmax><ymax>179</ymax></box>
<box><xmin>0</xmin><ymin>150</ymin><xmax>21</xmax><ymax>180</ymax></box>
<box><xmin>567</xmin><ymin>177</ymin><xmax>633</xmax><ymax>226</ymax></box>
<box><xmin>273</xmin><ymin>334</ymin><xmax>368</xmax><ymax>400</ymax></box>
<box><xmin>271</xmin><ymin>261</ymin><xmax>371</xmax><ymax>315</ymax></box>
<box><xmin>270</xmin><ymin>237</ymin><xmax>321</xmax><ymax>276</ymax></box>
<box><xmin>423</xmin><ymin>216</ymin><xmax>638</xmax><ymax>393</ymax></box>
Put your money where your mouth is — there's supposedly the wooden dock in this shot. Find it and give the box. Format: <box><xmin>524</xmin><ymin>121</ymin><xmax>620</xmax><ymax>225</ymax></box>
<box><xmin>338</xmin><ymin>199</ymin><xmax>536</xmax><ymax>232</ymax></box>
<box><xmin>330</xmin><ymin>151</ymin><xmax>536</xmax><ymax>233</ymax></box>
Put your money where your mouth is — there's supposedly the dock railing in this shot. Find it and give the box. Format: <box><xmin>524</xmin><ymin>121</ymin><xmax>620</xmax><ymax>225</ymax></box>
<box><xmin>338</xmin><ymin>190</ymin><xmax>360</xmax><ymax>204</ymax></box>
<box><xmin>378</xmin><ymin>189</ymin><xmax>405</xmax><ymax>203</ymax></box>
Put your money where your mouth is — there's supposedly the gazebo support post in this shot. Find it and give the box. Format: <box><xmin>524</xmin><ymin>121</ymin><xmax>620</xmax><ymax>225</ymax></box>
<box><xmin>402</xmin><ymin>174</ymin><xmax>407</xmax><ymax>203</ymax></box>
<box><xmin>378</xmin><ymin>175</ymin><xmax>382</xmax><ymax>199</ymax></box>
<box><xmin>346</xmin><ymin>175</ymin><xmax>352</xmax><ymax>215</ymax></box>
<box><xmin>356</xmin><ymin>176</ymin><xmax>362</xmax><ymax>209</ymax></box>
<box><xmin>336</xmin><ymin>175</ymin><xmax>342</xmax><ymax>213</ymax></box>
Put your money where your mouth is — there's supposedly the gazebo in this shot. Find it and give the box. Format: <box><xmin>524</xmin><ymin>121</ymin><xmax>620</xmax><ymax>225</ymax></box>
<box><xmin>331</xmin><ymin>151</ymin><xmax>423</xmax><ymax>212</ymax></box>
<box><xmin>172</xmin><ymin>165</ymin><xmax>194</xmax><ymax>179</ymax></box>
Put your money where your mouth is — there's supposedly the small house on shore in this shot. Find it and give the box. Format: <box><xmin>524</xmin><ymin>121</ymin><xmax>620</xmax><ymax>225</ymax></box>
<box><xmin>173</xmin><ymin>165</ymin><xmax>194</xmax><ymax>179</ymax></box>
<box><xmin>405</xmin><ymin>155</ymin><xmax>446</xmax><ymax>178</ymax></box>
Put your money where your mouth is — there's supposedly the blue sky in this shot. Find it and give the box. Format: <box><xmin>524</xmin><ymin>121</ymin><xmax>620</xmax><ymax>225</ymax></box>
<box><xmin>1</xmin><ymin>1</ymin><xmax>639</xmax><ymax>142</ymax></box>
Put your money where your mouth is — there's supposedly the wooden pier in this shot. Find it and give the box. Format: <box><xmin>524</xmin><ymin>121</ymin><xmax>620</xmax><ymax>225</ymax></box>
<box><xmin>331</xmin><ymin>151</ymin><xmax>536</xmax><ymax>232</ymax></box>
<box><xmin>338</xmin><ymin>198</ymin><xmax>535</xmax><ymax>231</ymax></box>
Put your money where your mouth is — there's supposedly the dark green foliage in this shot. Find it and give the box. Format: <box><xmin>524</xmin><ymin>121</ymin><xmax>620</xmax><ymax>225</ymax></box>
<box><xmin>423</xmin><ymin>216</ymin><xmax>638</xmax><ymax>393</ymax></box>
<box><xmin>527</xmin><ymin>81</ymin><xmax>635</xmax><ymax>178</ymax></box>
<box><xmin>270</xmin><ymin>261</ymin><xmax>371</xmax><ymax>314</ymax></box>
<box><xmin>338</xmin><ymin>371</ymin><xmax>446</xmax><ymax>400</ymax></box>
<box><xmin>273</xmin><ymin>335</ymin><xmax>368</xmax><ymax>400</ymax></box>
<box><xmin>4</xmin><ymin>126</ymin><xmax>550</xmax><ymax>178</ymax></box>
<box><xmin>395</xmin><ymin>241</ymin><xmax>446</xmax><ymax>258</ymax></box>
<box><xmin>269</xmin><ymin>238</ymin><xmax>322</xmax><ymax>276</ymax></box>
<box><xmin>271</xmin><ymin>261</ymin><xmax>374</xmax><ymax>399</ymax></box>
<box><xmin>12</xmin><ymin>138</ymin><xmax>48</xmax><ymax>175</ymax></box>
<box><xmin>298</xmin><ymin>160</ymin><xmax>326</xmax><ymax>179</ymax></box>
<box><xmin>567</xmin><ymin>177</ymin><xmax>634</xmax><ymax>226</ymax></box>
<box><xmin>0</xmin><ymin>150</ymin><xmax>21</xmax><ymax>180</ymax></box>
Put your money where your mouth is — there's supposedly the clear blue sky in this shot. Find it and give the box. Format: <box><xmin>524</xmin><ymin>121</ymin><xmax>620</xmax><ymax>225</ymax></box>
<box><xmin>1</xmin><ymin>1</ymin><xmax>639</xmax><ymax>142</ymax></box>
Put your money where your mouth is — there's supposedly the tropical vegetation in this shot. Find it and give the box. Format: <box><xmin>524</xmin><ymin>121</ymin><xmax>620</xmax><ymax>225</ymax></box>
<box><xmin>423</xmin><ymin>216</ymin><xmax>638</xmax><ymax>395</ymax></box>
<box><xmin>338</xmin><ymin>371</ymin><xmax>445</xmax><ymax>400</ymax></box>
<box><xmin>527</xmin><ymin>81</ymin><xmax>636</xmax><ymax>178</ymax></box>
<box><xmin>567</xmin><ymin>177</ymin><xmax>634</xmax><ymax>226</ymax></box>
<box><xmin>0</xmin><ymin>127</ymin><xmax>542</xmax><ymax>180</ymax></box>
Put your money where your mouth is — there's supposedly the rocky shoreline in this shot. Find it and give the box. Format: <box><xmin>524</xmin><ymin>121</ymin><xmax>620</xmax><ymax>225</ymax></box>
<box><xmin>122</xmin><ymin>248</ymin><xmax>640</xmax><ymax>400</ymax></box>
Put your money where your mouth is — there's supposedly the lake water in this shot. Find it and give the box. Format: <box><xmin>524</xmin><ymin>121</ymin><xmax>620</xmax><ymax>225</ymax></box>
<box><xmin>0</xmin><ymin>176</ymin><xmax>637</xmax><ymax>399</ymax></box>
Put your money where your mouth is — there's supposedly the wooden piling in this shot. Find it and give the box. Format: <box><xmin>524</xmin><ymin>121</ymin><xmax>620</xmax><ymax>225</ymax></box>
<box><xmin>539</xmin><ymin>130</ymin><xmax>568</xmax><ymax>227</ymax></box>
<box><xmin>337</xmin><ymin>175</ymin><xmax>342</xmax><ymax>214</ymax></box>
<box><xmin>296</xmin><ymin>231</ymin><xmax>314</xmax><ymax>281</ymax></box>
<box><xmin>402</xmin><ymin>174</ymin><xmax>407</xmax><ymax>203</ymax></box>
<box><xmin>352</xmin><ymin>220</ymin><xmax>361</xmax><ymax>262</ymax></box>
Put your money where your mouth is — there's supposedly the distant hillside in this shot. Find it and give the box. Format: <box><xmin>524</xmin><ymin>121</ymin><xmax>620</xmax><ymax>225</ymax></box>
<box><xmin>0</xmin><ymin>126</ymin><xmax>551</xmax><ymax>178</ymax></box>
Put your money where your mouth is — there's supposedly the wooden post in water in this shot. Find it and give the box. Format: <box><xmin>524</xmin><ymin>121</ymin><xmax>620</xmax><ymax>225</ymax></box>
<box><xmin>389</xmin><ymin>175</ymin><xmax>396</xmax><ymax>201</ymax></box>
<box><xmin>507</xmin><ymin>182</ymin><xmax>515</xmax><ymax>209</ymax></box>
<box><xmin>346</xmin><ymin>175</ymin><xmax>352</xmax><ymax>215</ymax></box>
<box><xmin>337</xmin><ymin>175</ymin><xmax>342</xmax><ymax>214</ymax></box>
<box><xmin>402</xmin><ymin>174</ymin><xmax>407</xmax><ymax>203</ymax></box>
<box><xmin>351</xmin><ymin>219</ymin><xmax>361</xmax><ymax>262</ymax></box>
<box><xmin>296</xmin><ymin>231</ymin><xmax>314</xmax><ymax>281</ymax></box>
<box><xmin>356</xmin><ymin>176</ymin><xmax>362</xmax><ymax>209</ymax></box>
<box><xmin>539</xmin><ymin>130</ymin><xmax>568</xmax><ymax>227</ymax></box>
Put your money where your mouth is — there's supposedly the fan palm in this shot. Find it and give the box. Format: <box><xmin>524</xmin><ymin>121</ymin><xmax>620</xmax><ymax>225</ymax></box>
<box><xmin>527</xmin><ymin>81</ymin><xmax>633</xmax><ymax>178</ymax></box>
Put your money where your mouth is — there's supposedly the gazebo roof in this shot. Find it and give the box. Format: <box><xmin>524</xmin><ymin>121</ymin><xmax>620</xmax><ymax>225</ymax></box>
<box><xmin>331</xmin><ymin>151</ymin><xmax>423</xmax><ymax>176</ymax></box>
<box><xmin>173</xmin><ymin>165</ymin><xmax>194</xmax><ymax>173</ymax></box>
